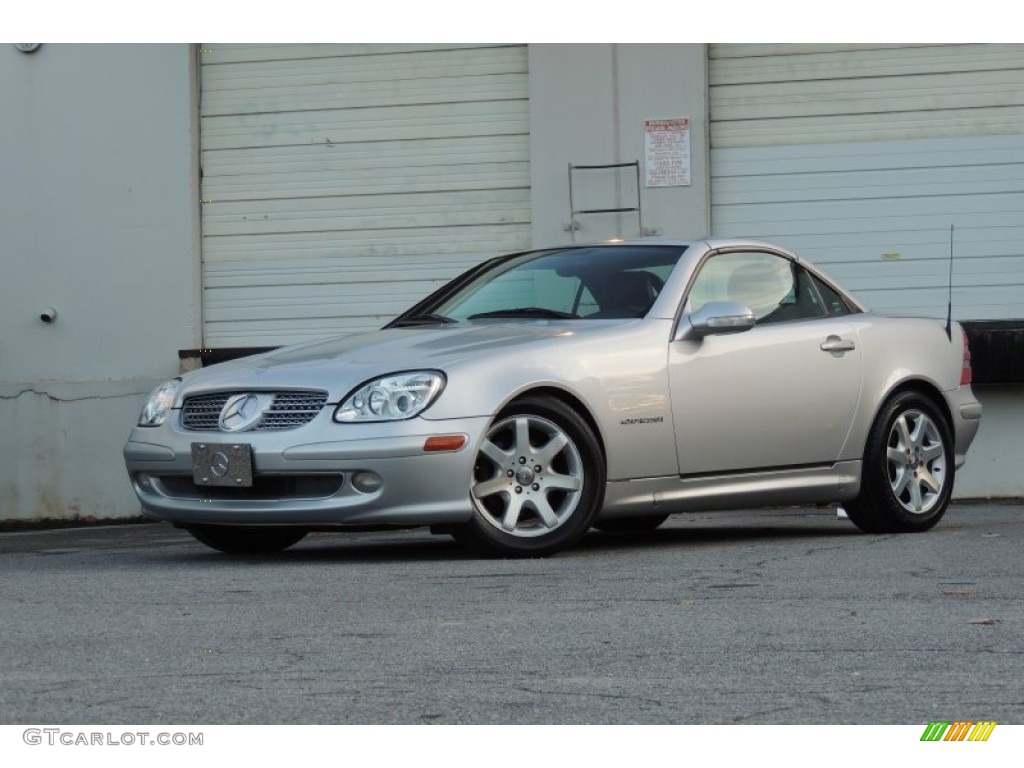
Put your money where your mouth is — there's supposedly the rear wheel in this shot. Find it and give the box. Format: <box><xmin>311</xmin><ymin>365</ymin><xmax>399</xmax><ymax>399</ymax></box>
<box><xmin>452</xmin><ymin>396</ymin><xmax>605</xmax><ymax>557</ymax></box>
<box><xmin>592</xmin><ymin>514</ymin><xmax>669</xmax><ymax>533</ymax></box>
<box><xmin>185</xmin><ymin>525</ymin><xmax>307</xmax><ymax>554</ymax></box>
<box><xmin>845</xmin><ymin>391</ymin><xmax>954</xmax><ymax>533</ymax></box>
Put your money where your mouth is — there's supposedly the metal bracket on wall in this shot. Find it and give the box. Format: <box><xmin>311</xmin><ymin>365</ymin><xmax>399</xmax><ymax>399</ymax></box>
<box><xmin>566</xmin><ymin>160</ymin><xmax>645</xmax><ymax>243</ymax></box>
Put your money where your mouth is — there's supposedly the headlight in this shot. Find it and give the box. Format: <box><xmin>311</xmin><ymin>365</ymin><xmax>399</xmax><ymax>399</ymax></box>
<box><xmin>334</xmin><ymin>371</ymin><xmax>445</xmax><ymax>422</ymax></box>
<box><xmin>138</xmin><ymin>379</ymin><xmax>181</xmax><ymax>427</ymax></box>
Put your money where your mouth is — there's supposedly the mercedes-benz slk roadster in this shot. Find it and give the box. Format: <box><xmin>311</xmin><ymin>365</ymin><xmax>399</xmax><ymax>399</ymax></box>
<box><xmin>124</xmin><ymin>239</ymin><xmax>982</xmax><ymax>557</ymax></box>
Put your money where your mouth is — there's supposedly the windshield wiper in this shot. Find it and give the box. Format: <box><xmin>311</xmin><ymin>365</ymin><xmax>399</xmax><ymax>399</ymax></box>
<box><xmin>390</xmin><ymin>313</ymin><xmax>459</xmax><ymax>328</ymax></box>
<box><xmin>467</xmin><ymin>307</ymin><xmax>580</xmax><ymax>321</ymax></box>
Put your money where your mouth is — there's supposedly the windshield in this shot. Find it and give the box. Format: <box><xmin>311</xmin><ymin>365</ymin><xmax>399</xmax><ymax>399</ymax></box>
<box><xmin>425</xmin><ymin>246</ymin><xmax>686</xmax><ymax>322</ymax></box>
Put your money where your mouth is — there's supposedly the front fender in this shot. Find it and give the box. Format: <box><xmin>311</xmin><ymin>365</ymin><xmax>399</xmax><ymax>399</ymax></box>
<box><xmin>422</xmin><ymin>320</ymin><xmax>679</xmax><ymax>480</ymax></box>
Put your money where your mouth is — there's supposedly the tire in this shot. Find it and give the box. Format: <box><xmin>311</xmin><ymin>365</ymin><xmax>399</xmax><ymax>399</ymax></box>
<box><xmin>845</xmin><ymin>391</ymin><xmax>954</xmax><ymax>534</ymax></box>
<box><xmin>592</xmin><ymin>514</ymin><xmax>669</xmax><ymax>533</ymax></box>
<box><xmin>452</xmin><ymin>396</ymin><xmax>605</xmax><ymax>557</ymax></box>
<box><xmin>185</xmin><ymin>525</ymin><xmax>307</xmax><ymax>554</ymax></box>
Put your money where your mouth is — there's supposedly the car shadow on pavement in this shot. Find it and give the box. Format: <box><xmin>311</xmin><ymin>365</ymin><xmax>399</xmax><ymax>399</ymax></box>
<box><xmin>580</xmin><ymin>522</ymin><xmax>861</xmax><ymax>552</ymax></box>
<box><xmin>154</xmin><ymin>517</ymin><xmax>861</xmax><ymax>566</ymax></box>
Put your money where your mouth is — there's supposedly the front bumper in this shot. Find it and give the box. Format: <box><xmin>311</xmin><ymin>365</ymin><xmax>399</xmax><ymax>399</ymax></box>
<box><xmin>124</xmin><ymin>411</ymin><xmax>490</xmax><ymax>527</ymax></box>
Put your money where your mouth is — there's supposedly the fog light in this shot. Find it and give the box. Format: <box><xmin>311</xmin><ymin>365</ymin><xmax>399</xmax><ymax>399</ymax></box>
<box><xmin>351</xmin><ymin>472</ymin><xmax>383</xmax><ymax>494</ymax></box>
<box><xmin>137</xmin><ymin>474</ymin><xmax>153</xmax><ymax>491</ymax></box>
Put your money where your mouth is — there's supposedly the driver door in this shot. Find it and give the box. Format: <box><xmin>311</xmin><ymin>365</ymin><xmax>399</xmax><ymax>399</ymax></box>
<box><xmin>668</xmin><ymin>250</ymin><xmax>862</xmax><ymax>475</ymax></box>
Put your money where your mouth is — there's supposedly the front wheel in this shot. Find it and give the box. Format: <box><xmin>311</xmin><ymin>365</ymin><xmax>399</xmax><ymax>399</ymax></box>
<box><xmin>452</xmin><ymin>396</ymin><xmax>605</xmax><ymax>557</ymax></box>
<box><xmin>845</xmin><ymin>391</ymin><xmax>954</xmax><ymax>534</ymax></box>
<box><xmin>185</xmin><ymin>525</ymin><xmax>307</xmax><ymax>554</ymax></box>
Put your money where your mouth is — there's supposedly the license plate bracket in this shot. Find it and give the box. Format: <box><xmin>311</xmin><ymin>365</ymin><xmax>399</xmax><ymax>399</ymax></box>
<box><xmin>191</xmin><ymin>442</ymin><xmax>254</xmax><ymax>488</ymax></box>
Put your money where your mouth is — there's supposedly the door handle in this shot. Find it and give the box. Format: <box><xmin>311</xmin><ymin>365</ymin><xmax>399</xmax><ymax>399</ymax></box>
<box><xmin>820</xmin><ymin>336</ymin><xmax>856</xmax><ymax>352</ymax></box>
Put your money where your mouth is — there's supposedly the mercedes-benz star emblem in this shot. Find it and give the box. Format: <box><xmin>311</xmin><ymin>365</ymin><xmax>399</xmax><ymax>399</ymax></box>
<box><xmin>218</xmin><ymin>393</ymin><xmax>272</xmax><ymax>432</ymax></box>
<box><xmin>209</xmin><ymin>452</ymin><xmax>230</xmax><ymax>477</ymax></box>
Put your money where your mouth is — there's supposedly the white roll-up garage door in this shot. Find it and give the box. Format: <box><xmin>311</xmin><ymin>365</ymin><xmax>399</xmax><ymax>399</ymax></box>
<box><xmin>709</xmin><ymin>44</ymin><xmax>1024</xmax><ymax>320</ymax></box>
<box><xmin>199</xmin><ymin>44</ymin><xmax>531</xmax><ymax>346</ymax></box>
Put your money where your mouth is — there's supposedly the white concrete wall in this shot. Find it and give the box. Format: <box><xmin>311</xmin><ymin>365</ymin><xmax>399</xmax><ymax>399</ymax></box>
<box><xmin>0</xmin><ymin>44</ymin><xmax>200</xmax><ymax>520</ymax></box>
<box><xmin>953</xmin><ymin>386</ymin><xmax>1024</xmax><ymax>499</ymax></box>
<box><xmin>528</xmin><ymin>44</ymin><xmax>709</xmax><ymax>246</ymax></box>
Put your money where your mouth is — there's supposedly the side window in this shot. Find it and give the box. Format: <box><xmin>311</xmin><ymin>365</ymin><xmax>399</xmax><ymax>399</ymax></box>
<box><xmin>687</xmin><ymin>252</ymin><xmax>826</xmax><ymax>324</ymax></box>
<box><xmin>810</xmin><ymin>273</ymin><xmax>856</xmax><ymax>317</ymax></box>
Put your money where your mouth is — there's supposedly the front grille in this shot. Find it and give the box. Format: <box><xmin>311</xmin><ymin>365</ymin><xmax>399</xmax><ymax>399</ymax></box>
<box><xmin>181</xmin><ymin>391</ymin><xmax>328</xmax><ymax>431</ymax></box>
<box><xmin>156</xmin><ymin>474</ymin><xmax>344</xmax><ymax>500</ymax></box>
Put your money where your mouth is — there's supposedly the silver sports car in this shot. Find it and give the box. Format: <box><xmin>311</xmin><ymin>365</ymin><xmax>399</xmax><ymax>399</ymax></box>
<box><xmin>124</xmin><ymin>239</ymin><xmax>982</xmax><ymax>557</ymax></box>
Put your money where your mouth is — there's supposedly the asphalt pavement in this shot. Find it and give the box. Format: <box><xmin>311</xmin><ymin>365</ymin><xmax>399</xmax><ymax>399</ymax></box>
<box><xmin>0</xmin><ymin>502</ymin><xmax>1020</xmax><ymax>724</ymax></box>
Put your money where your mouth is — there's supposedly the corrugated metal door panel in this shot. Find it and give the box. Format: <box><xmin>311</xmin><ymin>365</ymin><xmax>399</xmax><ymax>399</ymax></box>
<box><xmin>202</xmin><ymin>47</ymin><xmax>528</xmax><ymax>95</ymax></box>
<box><xmin>710</xmin><ymin>46</ymin><xmax>1024</xmax><ymax>321</ymax></box>
<box><xmin>709</xmin><ymin>43</ymin><xmax>932</xmax><ymax>59</ymax></box>
<box><xmin>200</xmin><ymin>101</ymin><xmax>528</xmax><ymax>150</ymax></box>
<box><xmin>712</xmin><ymin>69</ymin><xmax>1024</xmax><ymax>122</ymax></box>
<box><xmin>203</xmin><ymin>166</ymin><xmax>529</xmax><ymax>204</ymax></box>
<box><xmin>711</xmin><ymin>136</ymin><xmax>1024</xmax><ymax>175</ymax></box>
<box><xmin>711</xmin><ymin>136</ymin><xmax>1024</xmax><ymax>321</ymax></box>
<box><xmin>711</xmin><ymin>107</ymin><xmax>1024</xmax><ymax>148</ymax></box>
<box><xmin>201</xmin><ymin>48</ymin><xmax>528</xmax><ymax>117</ymax></box>
<box><xmin>199</xmin><ymin>44</ymin><xmax>530</xmax><ymax>347</ymax></box>
<box><xmin>713</xmin><ymin>164</ymin><xmax>1024</xmax><ymax>204</ymax></box>
<box><xmin>205</xmin><ymin>43</ymin><xmax>499</xmax><ymax>65</ymax></box>
<box><xmin>203</xmin><ymin>73</ymin><xmax>527</xmax><ymax>116</ymax></box>
<box><xmin>710</xmin><ymin>44</ymin><xmax>1024</xmax><ymax>85</ymax></box>
<box><xmin>202</xmin><ymin>226</ymin><xmax>531</xmax><ymax>263</ymax></box>
<box><xmin>204</xmin><ymin>160</ymin><xmax>530</xmax><ymax>203</ymax></box>
<box><xmin>204</xmin><ymin>135</ymin><xmax>529</xmax><ymax>180</ymax></box>
<box><xmin>709</xmin><ymin>43</ymin><xmax>1024</xmax><ymax>148</ymax></box>
<box><xmin>202</xmin><ymin>189</ymin><xmax>531</xmax><ymax>237</ymax></box>
<box><xmin>204</xmin><ymin>261</ymin><xmax>472</xmax><ymax>288</ymax></box>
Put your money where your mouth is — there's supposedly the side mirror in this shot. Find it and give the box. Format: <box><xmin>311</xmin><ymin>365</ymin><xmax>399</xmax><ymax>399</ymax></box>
<box><xmin>676</xmin><ymin>301</ymin><xmax>756</xmax><ymax>341</ymax></box>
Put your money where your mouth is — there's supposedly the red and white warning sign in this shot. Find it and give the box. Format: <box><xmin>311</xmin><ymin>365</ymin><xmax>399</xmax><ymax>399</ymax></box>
<box><xmin>644</xmin><ymin>117</ymin><xmax>691</xmax><ymax>187</ymax></box>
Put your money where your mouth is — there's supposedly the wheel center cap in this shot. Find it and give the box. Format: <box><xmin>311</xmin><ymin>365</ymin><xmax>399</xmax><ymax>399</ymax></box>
<box><xmin>515</xmin><ymin>467</ymin><xmax>536</xmax><ymax>485</ymax></box>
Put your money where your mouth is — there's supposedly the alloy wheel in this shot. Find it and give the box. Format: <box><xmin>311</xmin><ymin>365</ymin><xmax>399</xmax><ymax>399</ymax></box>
<box><xmin>471</xmin><ymin>414</ymin><xmax>585</xmax><ymax>537</ymax></box>
<box><xmin>886</xmin><ymin>409</ymin><xmax>947</xmax><ymax>514</ymax></box>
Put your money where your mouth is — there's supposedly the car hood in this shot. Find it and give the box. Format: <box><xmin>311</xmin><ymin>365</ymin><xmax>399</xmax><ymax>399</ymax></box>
<box><xmin>177</xmin><ymin>322</ymin><xmax>628</xmax><ymax>402</ymax></box>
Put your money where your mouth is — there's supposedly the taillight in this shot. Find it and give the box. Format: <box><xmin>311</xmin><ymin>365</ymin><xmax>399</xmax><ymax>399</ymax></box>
<box><xmin>960</xmin><ymin>328</ymin><xmax>972</xmax><ymax>386</ymax></box>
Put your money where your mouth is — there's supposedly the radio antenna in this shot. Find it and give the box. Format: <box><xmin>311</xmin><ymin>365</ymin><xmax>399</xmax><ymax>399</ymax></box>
<box><xmin>945</xmin><ymin>224</ymin><xmax>954</xmax><ymax>341</ymax></box>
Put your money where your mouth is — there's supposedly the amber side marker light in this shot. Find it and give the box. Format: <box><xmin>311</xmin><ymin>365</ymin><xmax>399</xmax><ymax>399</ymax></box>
<box><xmin>424</xmin><ymin>435</ymin><xmax>468</xmax><ymax>452</ymax></box>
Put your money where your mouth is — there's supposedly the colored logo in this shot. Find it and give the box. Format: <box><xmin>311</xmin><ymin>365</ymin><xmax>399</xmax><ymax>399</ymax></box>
<box><xmin>920</xmin><ymin>721</ymin><xmax>997</xmax><ymax>742</ymax></box>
